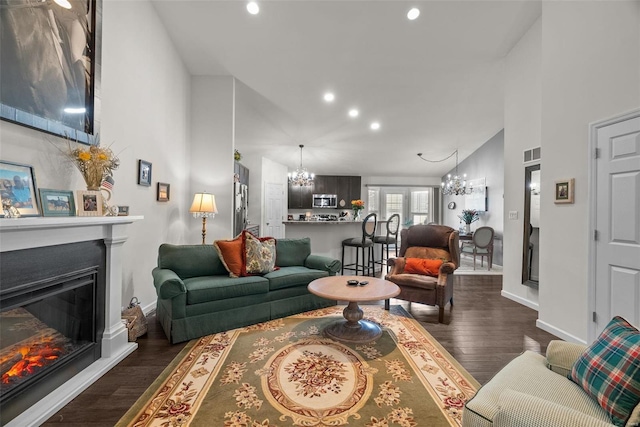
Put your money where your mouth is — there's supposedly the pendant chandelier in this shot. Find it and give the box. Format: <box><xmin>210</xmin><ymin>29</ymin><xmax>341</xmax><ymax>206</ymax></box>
<box><xmin>417</xmin><ymin>149</ymin><xmax>473</xmax><ymax>196</ymax></box>
<box><xmin>288</xmin><ymin>144</ymin><xmax>315</xmax><ymax>186</ymax></box>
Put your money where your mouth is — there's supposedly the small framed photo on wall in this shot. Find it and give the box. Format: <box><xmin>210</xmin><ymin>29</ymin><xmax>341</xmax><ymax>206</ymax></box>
<box><xmin>554</xmin><ymin>178</ymin><xmax>575</xmax><ymax>204</ymax></box>
<box><xmin>138</xmin><ymin>160</ymin><xmax>152</xmax><ymax>186</ymax></box>
<box><xmin>157</xmin><ymin>182</ymin><xmax>170</xmax><ymax>202</ymax></box>
<box><xmin>77</xmin><ymin>190</ymin><xmax>103</xmax><ymax>216</ymax></box>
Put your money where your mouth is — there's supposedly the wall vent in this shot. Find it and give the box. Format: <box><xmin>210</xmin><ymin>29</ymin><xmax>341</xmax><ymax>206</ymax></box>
<box><xmin>523</xmin><ymin>147</ymin><xmax>541</xmax><ymax>163</ymax></box>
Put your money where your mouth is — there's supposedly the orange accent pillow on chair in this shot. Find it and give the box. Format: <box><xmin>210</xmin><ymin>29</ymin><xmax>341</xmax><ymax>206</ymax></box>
<box><xmin>403</xmin><ymin>258</ymin><xmax>443</xmax><ymax>276</ymax></box>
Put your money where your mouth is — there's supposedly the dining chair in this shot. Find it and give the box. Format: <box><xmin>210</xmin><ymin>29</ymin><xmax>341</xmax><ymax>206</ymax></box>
<box><xmin>460</xmin><ymin>226</ymin><xmax>494</xmax><ymax>270</ymax></box>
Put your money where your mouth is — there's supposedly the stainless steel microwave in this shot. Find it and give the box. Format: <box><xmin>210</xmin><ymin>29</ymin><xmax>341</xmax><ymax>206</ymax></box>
<box><xmin>312</xmin><ymin>194</ymin><xmax>337</xmax><ymax>208</ymax></box>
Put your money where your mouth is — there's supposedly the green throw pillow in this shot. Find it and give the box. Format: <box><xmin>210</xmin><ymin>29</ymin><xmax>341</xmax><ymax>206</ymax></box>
<box><xmin>569</xmin><ymin>316</ymin><xmax>640</xmax><ymax>426</ymax></box>
<box><xmin>275</xmin><ymin>238</ymin><xmax>311</xmax><ymax>267</ymax></box>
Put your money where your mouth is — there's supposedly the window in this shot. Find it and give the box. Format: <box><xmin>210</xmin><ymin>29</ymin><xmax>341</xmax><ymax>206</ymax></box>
<box><xmin>368</xmin><ymin>187</ymin><xmax>380</xmax><ymax>214</ymax></box>
<box><xmin>385</xmin><ymin>192</ymin><xmax>404</xmax><ymax>226</ymax></box>
<box><xmin>365</xmin><ymin>186</ymin><xmax>436</xmax><ymax>226</ymax></box>
<box><xmin>410</xmin><ymin>190</ymin><xmax>429</xmax><ymax>225</ymax></box>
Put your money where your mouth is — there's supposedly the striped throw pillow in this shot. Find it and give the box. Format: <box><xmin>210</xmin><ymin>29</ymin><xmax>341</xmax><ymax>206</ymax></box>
<box><xmin>570</xmin><ymin>316</ymin><xmax>640</xmax><ymax>426</ymax></box>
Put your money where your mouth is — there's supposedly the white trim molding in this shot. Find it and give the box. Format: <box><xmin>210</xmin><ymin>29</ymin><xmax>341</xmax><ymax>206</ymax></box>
<box><xmin>501</xmin><ymin>290</ymin><xmax>539</xmax><ymax>311</ymax></box>
<box><xmin>1</xmin><ymin>216</ymin><xmax>143</xmax><ymax>427</ymax></box>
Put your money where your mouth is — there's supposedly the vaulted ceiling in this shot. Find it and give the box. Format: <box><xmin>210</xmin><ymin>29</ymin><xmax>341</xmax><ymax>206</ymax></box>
<box><xmin>152</xmin><ymin>0</ymin><xmax>541</xmax><ymax>177</ymax></box>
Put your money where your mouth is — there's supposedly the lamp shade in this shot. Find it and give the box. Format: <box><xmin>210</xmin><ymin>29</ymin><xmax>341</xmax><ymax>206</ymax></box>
<box><xmin>189</xmin><ymin>192</ymin><xmax>218</xmax><ymax>214</ymax></box>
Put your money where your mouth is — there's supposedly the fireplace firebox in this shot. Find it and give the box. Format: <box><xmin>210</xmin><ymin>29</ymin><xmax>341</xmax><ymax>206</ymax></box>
<box><xmin>0</xmin><ymin>241</ymin><xmax>106</xmax><ymax>425</ymax></box>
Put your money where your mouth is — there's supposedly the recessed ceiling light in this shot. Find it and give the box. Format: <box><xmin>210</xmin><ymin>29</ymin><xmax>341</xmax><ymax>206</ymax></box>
<box><xmin>323</xmin><ymin>92</ymin><xmax>335</xmax><ymax>103</ymax></box>
<box><xmin>407</xmin><ymin>8</ymin><xmax>420</xmax><ymax>20</ymax></box>
<box><xmin>247</xmin><ymin>2</ymin><xmax>259</xmax><ymax>15</ymax></box>
<box><xmin>348</xmin><ymin>109</ymin><xmax>359</xmax><ymax>118</ymax></box>
<box><xmin>370</xmin><ymin>122</ymin><xmax>381</xmax><ymax>130</ymax></box>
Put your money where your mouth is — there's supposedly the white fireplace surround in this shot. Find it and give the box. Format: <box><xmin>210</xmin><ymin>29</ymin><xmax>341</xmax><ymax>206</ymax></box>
<box><xmin>0</xmin><ymin>216</ymin><xmax>143</xmax><ymax>427</ymax></box>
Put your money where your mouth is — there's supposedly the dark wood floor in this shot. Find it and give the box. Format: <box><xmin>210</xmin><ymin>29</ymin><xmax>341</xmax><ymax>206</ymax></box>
<box><xmin>43</xmin><ymin>275</ymin><xmax>557</xmax><ymax>426</ymax></box>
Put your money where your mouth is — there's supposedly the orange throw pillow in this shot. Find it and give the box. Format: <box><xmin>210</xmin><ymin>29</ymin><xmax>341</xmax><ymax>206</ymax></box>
<box><xmin>403</xmin><ymin>258</ymin><xmax>443</xmax><ymax>276</ymax></box>
<box><xmin>214</xmin><ymin>234</ymin><xmax>244</xmax><ymax>277</ymax></box>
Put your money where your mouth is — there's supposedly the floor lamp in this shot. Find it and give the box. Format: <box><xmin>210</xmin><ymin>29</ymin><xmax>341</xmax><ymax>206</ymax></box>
<box><xmin>189</xmin><ymin>192</ymin><xmax>217</xmax><ymax>244</ymax></box>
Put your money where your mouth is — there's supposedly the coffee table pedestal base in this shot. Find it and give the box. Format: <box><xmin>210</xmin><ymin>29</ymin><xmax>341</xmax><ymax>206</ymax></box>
<box><xmin>323</xmin><ymin>301</ymin><xmax>383</xmax><ymax>344</ymax></box>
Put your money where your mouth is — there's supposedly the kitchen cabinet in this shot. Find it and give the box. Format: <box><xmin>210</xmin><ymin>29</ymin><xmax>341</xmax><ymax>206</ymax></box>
<box><xmin>313</xmin><ymin>175</ymin><xmax>337</xmax><ymax>195</ymax></box>
<box><xmin>288</xmin><ymin>183</ymin><xmax>313</xmax><ymax>209</ymax></box>
<box><xmin>287</xmin><ymin>175</ymin><xmax>360</xmax><ymax>209</ymax></box>
<box><xmin>336</xmin><ymin>176</ymin><xmax>362</xmax><ymax>208</ymax></box>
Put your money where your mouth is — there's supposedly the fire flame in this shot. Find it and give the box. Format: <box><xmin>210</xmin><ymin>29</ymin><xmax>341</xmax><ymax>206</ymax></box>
<box><xmin>2</xmin><ymin>343</ymin><xmax>63</xmax><ymax>384</ymax></box>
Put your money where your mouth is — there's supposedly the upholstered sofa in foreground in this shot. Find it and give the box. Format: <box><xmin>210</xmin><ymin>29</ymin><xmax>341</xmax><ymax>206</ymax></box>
<box><xmin>463</xmin><ymin>339</ymin><xmax>640</xmax><ymax>427</ymax></box>
<box><xmin>152</xmin><ymin>238</ymin><xmax>340</xmax><ymax>343</ymax></box>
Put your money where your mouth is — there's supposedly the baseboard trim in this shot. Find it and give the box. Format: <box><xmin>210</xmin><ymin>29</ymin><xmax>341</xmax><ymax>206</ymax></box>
<box><xmin>142</xmin><ymin>299</ymin><xmax>157</xmax><ymax>316</ymax></box>
<box><xmin>535</xmin><ymin>319</ymin><xmax>587</xmax><ymax>345</ymax></box>
<box><xmin>500</xmin><ymin>290</ymin><xmax>539</xmax><ymax>311</ymax></box>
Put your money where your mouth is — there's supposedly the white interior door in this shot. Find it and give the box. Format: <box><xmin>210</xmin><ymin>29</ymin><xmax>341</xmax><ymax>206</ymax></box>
<box><xmin>591</xmin><ymin>110</ymin><xmax>640</xmax><ymax>339</ymax></box>
<box><xmin>265</xmin><ymin>183</ymin><xmax>284</xmax><ymax>238</ymax></box>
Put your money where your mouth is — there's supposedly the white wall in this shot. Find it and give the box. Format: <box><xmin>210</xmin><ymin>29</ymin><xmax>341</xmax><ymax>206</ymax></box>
<box><xmin>234</xmin><ymin>81</ymin><xmax>293</xmax><ymax>234</ymax></box>
<box><xmin>441</xmin><ymin>131</ymin><xmax>505</xmax><ymax>227</ymax></box>
<box><xmin>503</xmin><ymin>17</ymin><xmax>542</xmax><ymax>309</ymax></box>
<box><xmin>536</xmin><ymin>1</ymin><xmax>640</xmax><ymax>342</ymax></box>
<box><xmin>0</xmin><ymin>0</ymin><xmax>192</xmax><ymax>311</ymax></box>
<box><xmin>190</xmin><ymin>76</ymin><xmax>235</xmax><ymax>241</ymax></box>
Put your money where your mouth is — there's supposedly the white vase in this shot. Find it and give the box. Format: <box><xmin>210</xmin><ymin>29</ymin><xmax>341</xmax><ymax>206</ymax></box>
<box><xmin>464</xmin><ymin>223</ymin><xmax>471</xmax><ymax>234</ymax></box>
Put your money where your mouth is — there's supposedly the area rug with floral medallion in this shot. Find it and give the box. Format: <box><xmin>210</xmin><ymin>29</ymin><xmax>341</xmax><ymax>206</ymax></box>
<box><xmin>116</xmin><ymin>305</ymin><xmax>479</xmax><ymax>427</ymax></box>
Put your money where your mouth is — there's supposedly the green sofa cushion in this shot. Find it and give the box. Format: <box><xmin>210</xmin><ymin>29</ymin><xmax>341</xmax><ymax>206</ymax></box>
<box><xmin>264</xmin><ymin>266</ymin><xmax>329</xmax><ymax>291</ymax></box>
<box><xmin>183</xmin><ymin>275</ymin><xmax>269</xmax><ymax>305</ymax></box>
<box><xmin>276</xmin><ymin>238</ymin><xmax>311</xmax><ymax>266</ymax></box>
<box><xmin>158</xmin><ymin>244</ymin><xmax>228</xmax><ymax>279</ymax></box>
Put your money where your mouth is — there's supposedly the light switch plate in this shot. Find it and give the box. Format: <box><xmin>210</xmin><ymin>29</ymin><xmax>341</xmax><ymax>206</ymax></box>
<box><xmin>509</xmin><ymin>211</ymin><xmax>518</xmax><ymax>220</ymax></box>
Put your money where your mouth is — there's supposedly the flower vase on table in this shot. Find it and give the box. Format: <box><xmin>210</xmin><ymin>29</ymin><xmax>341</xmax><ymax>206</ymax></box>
<box><xmin>457</xmin><ymin>209</ymin><xmax>479</xmax><ymax>235</ymax></box>
<box><xmin>353</xmin><ymin>210</ymin><xmax>362</xmax><ymax>221</ymax></box>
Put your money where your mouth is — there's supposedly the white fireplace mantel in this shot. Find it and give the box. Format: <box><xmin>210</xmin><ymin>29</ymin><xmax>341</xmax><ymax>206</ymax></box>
<box><xmin>1</xmin><ymin>216</ymin><xmax>143</xmax><ymax>427</ymax></box>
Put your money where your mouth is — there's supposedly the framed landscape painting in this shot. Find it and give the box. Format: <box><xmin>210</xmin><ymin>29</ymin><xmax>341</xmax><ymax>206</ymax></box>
<box><xmin>39</xmin><ymin>189</ymin><xmax>76</xmax><ymax>217</ymax></box>
<box><xmin>0</xmin><ymin>0</ymin><xmax>102</xmax><ymax>145</ymax></box>
<box><xmin>0</xmin><ymin>161</ymin><xmax>40</xmax><ymax>217</ymax></box>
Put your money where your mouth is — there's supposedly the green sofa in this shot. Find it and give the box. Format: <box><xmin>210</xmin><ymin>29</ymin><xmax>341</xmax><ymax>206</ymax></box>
<box><xmin>152</xmin><ymin>237</ymin><xmax>341</xmax><ymax>343</ymax></box>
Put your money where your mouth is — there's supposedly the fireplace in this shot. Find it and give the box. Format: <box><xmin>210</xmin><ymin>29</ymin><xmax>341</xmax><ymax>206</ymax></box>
<box><xmin>0</xmin><ymin>241</ymin><xmax>106</xmax><ymax>424</ymax></box>
<box><xmin>0</xmin><ymin>216</ymin><xmax>140</xmax><ymax>427</ymax></box>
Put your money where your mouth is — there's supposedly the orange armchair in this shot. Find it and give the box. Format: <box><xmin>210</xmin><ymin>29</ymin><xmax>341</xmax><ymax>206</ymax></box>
<box><xmin>384</xmin><ymin>224</ymin><xmax>460</xmax><ymax>323</ymax></box>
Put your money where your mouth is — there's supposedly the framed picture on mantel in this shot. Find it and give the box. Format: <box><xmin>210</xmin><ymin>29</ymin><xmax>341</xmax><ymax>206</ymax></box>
<box><xmin>0</xmin><ymin>160</ymin><xmax>40</xmax><ymax>217</ymax></box>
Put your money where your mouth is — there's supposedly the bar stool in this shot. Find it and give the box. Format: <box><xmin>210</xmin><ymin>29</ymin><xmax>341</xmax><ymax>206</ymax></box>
<box><xmin>341</xmin><ymin>213</ymin><xmax>377</xmax><ymax>276</ymax></box>
<box><xmin>373</xmin><ymin>213</ymin><xmax>400</xmax><ymax>273</ymax></box>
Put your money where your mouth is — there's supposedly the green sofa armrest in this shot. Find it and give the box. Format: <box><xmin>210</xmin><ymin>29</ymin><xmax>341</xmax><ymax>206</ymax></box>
<box><xmin>493</xmin><ymin>390</ymin><xmax>613</xmax><ymax>427</ymax></box>
<box><xmin>545</xmin><ymin>340</ymin><xmax>588</xmax><ymax>377</ymax></box>
<box><xmin>152</xmin><ymin>267</ymin><xmax>186</xmax><ymax>299</ymax></box>
<box><xmin>305</xmin><ymin>254</ymin><xmax>341</xmax><ymax>275</ymax></box>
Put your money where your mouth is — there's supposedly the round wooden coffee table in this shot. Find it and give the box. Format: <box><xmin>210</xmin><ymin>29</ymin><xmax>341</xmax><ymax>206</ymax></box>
<box><xmin>308</xmin><ymin>276</ymin><xmax>400</xmax><ymax>343</ymax></box>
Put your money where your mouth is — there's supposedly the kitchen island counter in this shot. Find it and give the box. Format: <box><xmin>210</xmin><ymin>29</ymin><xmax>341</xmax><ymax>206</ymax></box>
<box><xmin>284</xmin><ymin>219</ymin><xmax>387</xmax><ymax>265</ymax></box>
